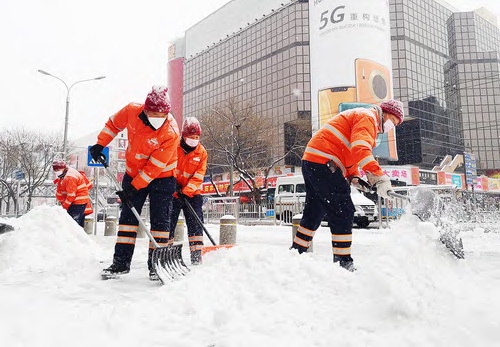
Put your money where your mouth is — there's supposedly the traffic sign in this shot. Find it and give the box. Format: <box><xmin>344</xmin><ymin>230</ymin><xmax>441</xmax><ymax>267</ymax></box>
<box><xmin>87</xmin><ymin>146</ymin><xmax>110</xmax><ymax>167</ymax></box>
<box><xmin>14</xmin><ymin>169</ymin><xmax>24</xmax><ymax>180</ymax></box>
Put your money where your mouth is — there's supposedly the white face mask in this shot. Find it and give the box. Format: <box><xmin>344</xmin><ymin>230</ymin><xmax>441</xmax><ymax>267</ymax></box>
<box><xmin>148</xmin><ymin>116</ymin><xmax>167</xmax><ymax>130</ymax></box>
<box><xmin>383</xmin><ymin>119</ymin><xmax>395</xmax><ymax>133</ymax></box>
<box><xmin>54</xmin><ymin>170</ymin><xmax>64</xmax><ymax>177</ymax></box>
<box><xmin>184</xmin><ymin>138</ymin><xmax>200</xmax><ymax>147</ymax></box>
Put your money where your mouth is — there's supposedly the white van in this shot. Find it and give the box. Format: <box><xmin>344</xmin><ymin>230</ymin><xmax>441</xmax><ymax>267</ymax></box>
<box><xmin>274</xmin><ymin>175</ymin><xmax>378</xmax><ymax>227</ymax></box>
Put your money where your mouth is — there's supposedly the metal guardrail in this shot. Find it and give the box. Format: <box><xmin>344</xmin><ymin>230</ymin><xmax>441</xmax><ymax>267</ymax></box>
<box><xmin>273</xmin><ymin>195</ymin><xmax>305</xmax><ymax>225</ymax></box>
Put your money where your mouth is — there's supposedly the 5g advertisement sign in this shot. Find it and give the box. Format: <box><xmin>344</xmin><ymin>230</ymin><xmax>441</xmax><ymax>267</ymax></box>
<box><xmin>309</xmin><ymin>0</ymin><xmax>398</xmax><ymax>160</ymax></box>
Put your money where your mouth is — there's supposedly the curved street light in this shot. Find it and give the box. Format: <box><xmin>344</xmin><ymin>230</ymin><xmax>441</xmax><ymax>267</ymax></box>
<box><xmin>38</xmin><ymin>69</ymin><xmax>106</xmax><ymax>157</ymax></box>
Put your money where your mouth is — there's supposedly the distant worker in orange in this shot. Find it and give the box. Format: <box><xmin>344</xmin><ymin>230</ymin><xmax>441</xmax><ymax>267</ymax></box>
<box><xmin>291</xmin><ymin>100</ymin><xmax>405</xmax><ymax>271</ymax></box>
<box><xmin>170</xmin><ymin>117</ymin><xmax>208</xmax><ymax>265</ymax></box>
<box><xmin>53</xmin><ymin>159</ymin><xmax>93</xmax><ymax>227</ymax></box>
<box><xmin>89</xmin><ymin>86</ymin><xmax>180</xmax><ymax>280</ymax></box>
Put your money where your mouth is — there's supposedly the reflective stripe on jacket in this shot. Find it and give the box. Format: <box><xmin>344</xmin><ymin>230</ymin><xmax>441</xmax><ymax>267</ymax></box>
<box><xmin>175</xmin><ymin>144</ymin><xmax>208</xmax><ymax>197</ymax></box>
<box><xmin>96</xmin><ymin>103</ymin><xmax>180</xmax><ymax>190</ymax></box>
<box><xmin>55</xmin><ymin>167</ymin><xmax>91</xmax><ymax>209</ymax></box>
<box><xmin>302</xmin><ymin>107</ymin><xmax>384</xmax><ymax>177</ymax></box>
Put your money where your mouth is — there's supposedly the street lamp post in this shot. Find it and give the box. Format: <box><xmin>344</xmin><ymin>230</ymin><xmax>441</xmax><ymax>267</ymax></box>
<box><xmin>38</xmin><ymin>69</ymin><xmax>105</xmax><ymax>157</ymax></box>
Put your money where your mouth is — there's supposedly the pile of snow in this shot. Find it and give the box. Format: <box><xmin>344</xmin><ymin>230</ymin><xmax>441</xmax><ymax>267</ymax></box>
<box><xmin>1</xmin><ymin>206</ymin><xmax>499</xmax><ymax>346</ymax></box>
<box><xmin>0</xmin><ymin>205</ymin><xmax>102</xmax><ymax>281</ymax></box>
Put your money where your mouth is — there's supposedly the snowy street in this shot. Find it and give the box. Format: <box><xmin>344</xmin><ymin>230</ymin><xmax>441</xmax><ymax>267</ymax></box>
<box><xmin>1</xmin><ymin>205</ymin><xmax>500</xmax><ymax>346</ymax></box>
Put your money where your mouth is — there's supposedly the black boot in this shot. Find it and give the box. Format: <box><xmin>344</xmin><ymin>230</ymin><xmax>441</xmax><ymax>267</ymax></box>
<box><xmin>101</xmin><ymin>262</ymin><xmax>130</xmax><ymax>279</ymax></box>
<box><xmin>191</xmin><ymin>250</ymin><xmax>202</xmax><ymax>265</ymax></box>
<box><xmin>149</xmin><ymin>269</ymin><xmax>160</xmax><ymax>281</ymax></box>
<box><xmin>290</xmin><ymin>243</ymin><xmax>308</xmax><ymax>254</ymax></box>
<box><xmin>334</xmin><ymin>255</ymin><xmax>356</xmax><ymax>272</ymax></box>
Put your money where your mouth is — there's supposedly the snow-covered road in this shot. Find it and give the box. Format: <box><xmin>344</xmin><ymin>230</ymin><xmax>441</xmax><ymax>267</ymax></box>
<box><xmin>1</xmin><ymin>205</ymin><xmax>499</xmax><ymax>347</ymax></box>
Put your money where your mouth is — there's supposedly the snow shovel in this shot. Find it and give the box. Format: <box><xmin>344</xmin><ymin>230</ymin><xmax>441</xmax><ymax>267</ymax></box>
<box><xmin>178</xmin><ymin>194</ymin><xmax>234</xmax><ymax>255</ymax></box>
<box><xmin>99</xmin><ymin>160</ymin><xmax>190</xmax><ymax>283</ymax></box>
<box><xmin>0</xmin><ymin>222</ymin><xmax>14</xmax><ymax>235</ymax></box>
<box><xmin>388</xmin><ymin>189</ymin><xmax>465</xmax><ymax>259</ymax></box>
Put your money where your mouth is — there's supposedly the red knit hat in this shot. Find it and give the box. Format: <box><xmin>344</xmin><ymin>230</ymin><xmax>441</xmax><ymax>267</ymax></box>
<box><xmin>380</xmin><ymin>99</ymin><xmax>404</xmax><ymax>124</ymax></box>
<box><xmin>182</xmin><ymin>117</ymin><xmax>202</xmax><ymax>137</ymax></box>
<box><xmin>144</xmin><ymin>86</ymin><xmax>171</xmax><ymax>113</ymax></box>
<box><xmin>52</xmin><ymin>159</ymin><xmax>67</xmax><ymax>171</ymax></box>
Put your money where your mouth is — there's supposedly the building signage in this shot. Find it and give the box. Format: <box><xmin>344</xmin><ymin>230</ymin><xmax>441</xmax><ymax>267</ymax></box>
<box><xmin>463</xmin><ymin>152</ymin><xmax>477</xmax><ymax>185</ymax></box>
<box><xmin>308</xmin><ymin>0</ymin><xmax>397</xmax><ymax>160</ymax></box>
<box><xmin>420</xmin><ymin>170</ymin><xmax>438</xmax><ymax>185</ymax></box>
<box><xmin>359</xmin><ymin>166</ymin><xmax>420</xmax><ymax>185</ymax></box>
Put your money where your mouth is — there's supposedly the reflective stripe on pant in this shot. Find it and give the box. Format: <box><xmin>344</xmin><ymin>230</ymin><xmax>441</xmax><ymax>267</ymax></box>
<box><xmin>170</xmin><ymin>194</ymin><xmax>204</xmax><ymax>253</ymax></box>
<box><xmin>293</xmin><ymin>160</ymin><xmax>355</xmax><ymax>261</ymax></box>
<box><xmin>67</xmin><ymin>204</ymin><xmax>86</xmax><ymax>228</ymax></box>
<box><xmin>113</xmin><ymin>174</ymin><xmax>175</xmax><ymax>269</ymax></box>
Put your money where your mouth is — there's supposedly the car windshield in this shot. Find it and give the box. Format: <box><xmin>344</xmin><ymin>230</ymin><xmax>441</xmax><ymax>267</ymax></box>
<box><xmin>278</xmin><ymin>184</ymin><xmax>294</xmax><ymax>193</ymax></box>
<box><xmin>296</xmin><ymin>184</ymin><xmax>306</xmax><ymax>193</ymax></box>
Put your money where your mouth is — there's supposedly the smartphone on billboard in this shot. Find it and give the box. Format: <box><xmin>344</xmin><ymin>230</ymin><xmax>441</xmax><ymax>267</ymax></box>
<box><xmin>318</xmin><ymin>86</ymin><xmax>356</xmax><ymax>126</ymax></box>
<box><xmin>355</xmin><ymin>58</ymin><xmax>392</xmax><ymax>104</ymax></box>
<box><xmin>355</xmin><ymin>59</ymin><xmax>398</xmax><ymax>160</ymax></box>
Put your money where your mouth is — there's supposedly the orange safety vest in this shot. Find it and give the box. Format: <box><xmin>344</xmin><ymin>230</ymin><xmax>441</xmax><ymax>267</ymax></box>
<box><xmin>96</xmin><ymin>103</ymin><xmax>180</xmax><ymax>190</ymax></box>
<box><xmin>55</xmin><ymin>167</ymin><xmax>92</xmax><ymax>209</ymax></box>
<box><xmin>302</xmin><ymin>107</ymin><xmax>385</xmax><ymax>177</ymax></box>
<box><xmin>175</xmin><ymin>143</ymin><xmax>208</xmax><ymax>197</ymax></box>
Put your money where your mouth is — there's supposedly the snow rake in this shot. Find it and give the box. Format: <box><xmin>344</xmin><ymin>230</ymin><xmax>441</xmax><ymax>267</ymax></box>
<box><xmin>388</xmin><ymin>189</ymin><xmax>465</xmax><ymax>259</ymax></box>
<box><xmin>100</xmin><ymin>161</ymin><xmax>189</xmax><ymax>284</ymax></box>
<box><xmin>178</xmin><ymin>195</ymin><xmax>234</xmax><ymax>255</ymax></box>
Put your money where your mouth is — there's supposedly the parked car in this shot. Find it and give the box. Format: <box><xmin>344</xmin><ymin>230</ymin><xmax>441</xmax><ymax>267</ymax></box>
<box><xmin>273</xmin><ymin>175</ymin><xmax>378</xmax><ymax>227</ymax></box>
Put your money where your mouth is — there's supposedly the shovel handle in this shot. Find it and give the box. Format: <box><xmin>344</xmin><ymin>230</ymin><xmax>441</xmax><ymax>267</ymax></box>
<box><xmin>97</xmin><ymin>157</ymin><xmax>160</xmax><ymax>248</ymax></box>
<box><xmin>179</xmin><ymin>195</ymin><xmax>217</xmax><ymax>246</ymax></box>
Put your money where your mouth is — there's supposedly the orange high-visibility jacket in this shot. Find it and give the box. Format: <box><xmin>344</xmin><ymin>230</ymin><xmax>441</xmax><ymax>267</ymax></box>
<box><xmin>175</xmin><ymin>144</ymin><xmax>208</xmax><ymax>197</ymax></box>
<box><xmin>79</xmin><ymin>171</ymin><xmax>94</xmax><ymax>215</ymax></box>
<box><xmin>55</xmin><ymin>167</ymin><xmax>92</xmax><ymax>209</ymax></box>
<box><xmin>302</xmin><ymin>107</ymin><xmax>385</xmax><ymax>177</ymax></box>
<box><xmin>96</xmin><ymin>103</ymin><xmax>180</xmax><ymax>190</ymax></box>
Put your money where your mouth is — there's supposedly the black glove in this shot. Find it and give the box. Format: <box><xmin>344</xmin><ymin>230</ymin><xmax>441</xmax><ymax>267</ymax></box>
<box><xmin>116</xmin><ymin>184</ymin><xmax>138</xmax><ymax>204</ymax></box>
<box><xmin>89</xmin><ymin>144</ymin><xmax>106</xmax><ymax>164</ymax></box>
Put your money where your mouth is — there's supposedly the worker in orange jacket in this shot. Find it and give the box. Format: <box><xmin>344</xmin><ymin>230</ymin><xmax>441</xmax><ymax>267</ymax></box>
<box><xmin>89</xmin><ymin>86</ymin><xmax>180</xmax><ymax>281</ymax></box>
<box><xmin>170</xmin><ymin>117</ymin><xmax>208</xmax><ymax>265</ymax></box>
<box><xmin>291</xmin><ymin>100</ymin><xmax>405</xmax><ymax>271</ymax></box>
<box><xmin>53</xmin><ymin>159</ymin><xmax>92</xmax><ymax>227</ymax></box>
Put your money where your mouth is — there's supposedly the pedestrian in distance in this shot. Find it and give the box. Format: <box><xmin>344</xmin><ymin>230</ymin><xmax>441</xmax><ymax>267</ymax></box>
<box><xmin>89</xmin><ymin>86</ymin><xmax>180</xmax><ymax>281</ymax></box>
<box><xmin>290</xmin><ymin>100</ymin><xmax>405</xmax><ymax>271</ymax></box>
<box><xmin>52</xmin><ymin>159</ymin><xmax>93</xmax><ymax>227</ymax></box>
<box><xmin>170</xmin><ymin>117</ymin><xmax>208</xmax><ymax>265</ymax></box>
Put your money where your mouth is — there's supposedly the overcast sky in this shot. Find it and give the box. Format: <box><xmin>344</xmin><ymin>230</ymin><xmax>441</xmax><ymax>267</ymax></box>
<box><xmin>1</xmin><ymin>0</ymin><xmax>499</xmax><ymax>143</ymax></box>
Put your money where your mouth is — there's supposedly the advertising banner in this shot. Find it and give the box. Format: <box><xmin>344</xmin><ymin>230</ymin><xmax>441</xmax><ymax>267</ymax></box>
<box><xmin>359</xmin><ymin>166</ymin><xmax>420</xmax><ymax>185</ymax></box>
<box><xmin>309</xmin><ymin>0</ymin><xmax>397</xmax><ymax>160</ymax></box>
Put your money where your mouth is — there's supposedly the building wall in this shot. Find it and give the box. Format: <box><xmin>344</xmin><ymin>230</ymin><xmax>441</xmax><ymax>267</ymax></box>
<box><xmin>447</xmin><ymin>11</ymin><xmax>500</xmax><ymax>171</ymax></box>
<box><xmin>389</xmin><ymin>0</ymin><xmax>465</xmax><ymax>168</ymax></box>
<box><xmin>183</xmin><ymin>1</ymin><xmax>310</xmax><ymax>162</ymax></box>
<box><xmin>181</xmin><ymin>0</ymin><xmax>500</xmax><ymax>171</ymax></box>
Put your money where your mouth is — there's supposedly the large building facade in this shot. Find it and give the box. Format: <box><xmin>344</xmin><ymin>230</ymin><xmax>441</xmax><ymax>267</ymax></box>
<box><xmin>169</xmin><ymin>0</ymin><xmax>500</xmax><ymax>172</ymax></box>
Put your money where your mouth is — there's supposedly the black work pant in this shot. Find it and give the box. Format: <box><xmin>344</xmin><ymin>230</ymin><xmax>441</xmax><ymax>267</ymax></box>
<box><xmin>292</xmin><ymin>160</ymin><xmax>355</xmax><ymax>262</ymax></box>
<box><xmin>169</xmin><ymin>194</ymin><xmax>204</xmax><ymax>257</ymax></box>
<box><xmin>114</xmin><ymin>174</ymin><xmax>175</xmax><ymax>270</ymax></box>
<box><xmin>67</xmin><ymin>204</ymin><xmax>86</xmax><ymax>228</ymax></box>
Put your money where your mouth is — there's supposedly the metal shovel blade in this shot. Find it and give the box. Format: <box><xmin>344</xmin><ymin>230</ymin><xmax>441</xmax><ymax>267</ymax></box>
<box><xmin>151</xmin><ymin>244</ymin><xmax>190</xmax><ymax>284</ymax></box>
<box><xmin>0</xmin><ymin>223</ymin><xmax>14</xmax><ymax>235</ymax></box>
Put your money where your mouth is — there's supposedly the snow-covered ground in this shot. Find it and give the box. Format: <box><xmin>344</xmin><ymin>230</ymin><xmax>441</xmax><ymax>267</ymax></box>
<box><xmin>1</xmin><ymin>205</ymin><xmax>499</xmax><ymax>347</ymax></box>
